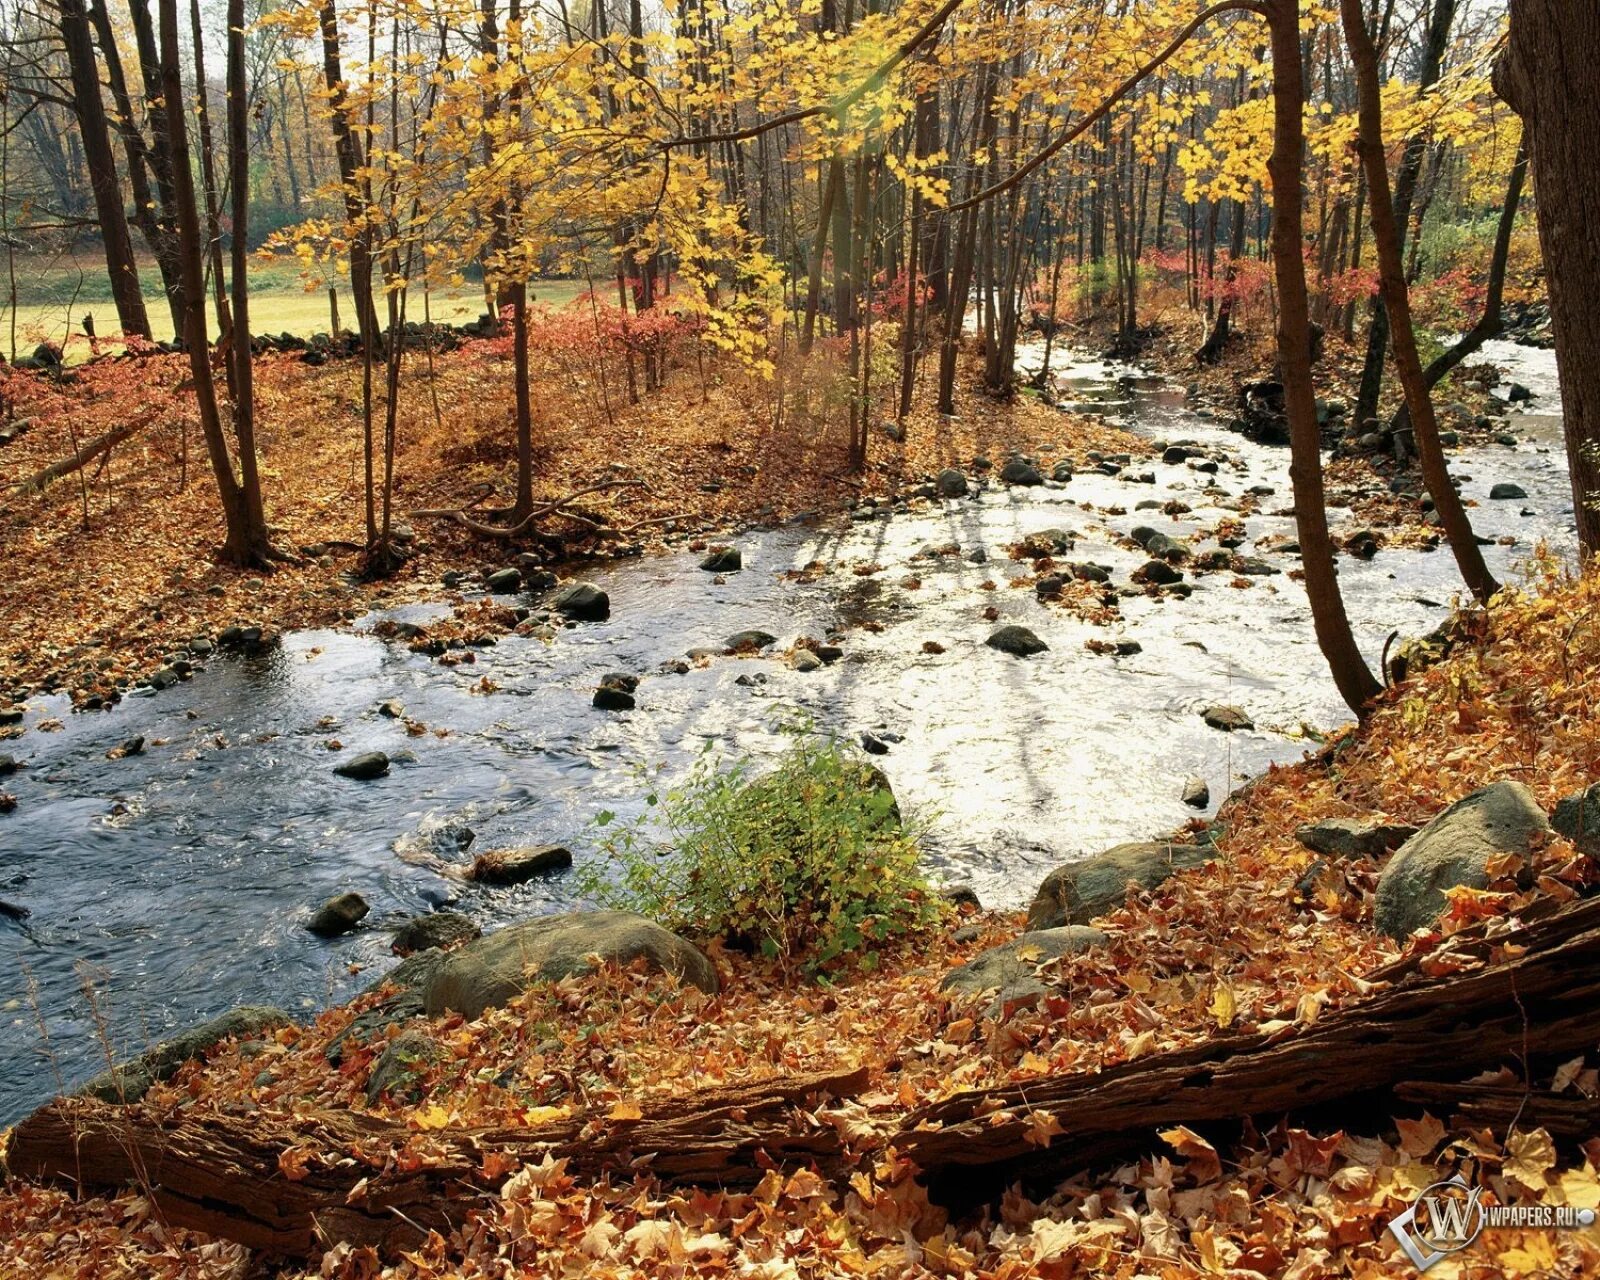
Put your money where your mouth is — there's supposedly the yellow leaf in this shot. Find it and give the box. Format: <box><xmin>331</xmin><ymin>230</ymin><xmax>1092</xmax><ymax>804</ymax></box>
<box><xmin>413</xmin><ymin>1104</ymin><xmax>452</xmax><ymax>1130</ymax></box>
<box><xmin>1209</xmin><ymin>982</ymin><xmax>1237</xmax><ymax>1028</ymax></box>
<box><xmin>608</xmin><ymin>1100</ymin><xmax>644</xmax><ymax>1122</ymax></box>
<box><xmin>1504</xmin><ymin>1128</ymin><xmax>1557</xmax><ymax>1192</ymax></box>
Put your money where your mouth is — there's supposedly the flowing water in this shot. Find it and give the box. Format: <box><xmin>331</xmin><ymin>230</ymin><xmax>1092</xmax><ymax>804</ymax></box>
<box><xmin>0</xmin><ymin>342</ymin><xmax>1573</xmax><ymax>1123</ymax></box>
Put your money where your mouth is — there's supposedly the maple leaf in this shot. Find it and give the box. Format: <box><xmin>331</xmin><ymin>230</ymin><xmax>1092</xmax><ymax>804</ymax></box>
<box><xmin>1503</xmin><ymin>1127</ymin><xmax>1557</xmax><ymax>1192</ymax></box>
<box><xmin>1023</xmin><ymin>1109</ymin><xmax>1065</xmax><ymax>1148</ymax></box>
<box><xmin>1160</xmin><ymin>1125</ymin><xmax>1223</xmax><ymax>1183</ymax></box>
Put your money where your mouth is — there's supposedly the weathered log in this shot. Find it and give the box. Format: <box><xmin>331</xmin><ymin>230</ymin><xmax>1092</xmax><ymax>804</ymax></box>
<box><xmin>410</xmin><ymin>478</ymin><xmax>648</xmax><ymax>538</ymax></box>
<box><xmin>3</xmin><ymin>1065</ymin><xmax>870</xmax><ymax>1258</ymax></box>
<box><xmin>5</xmin><ymin>416</ymin><xmax>148</xmax><ymax>498</ymax></box>
<box><xmin>1393</xmin><ymin>1081</ymin><xmax>1600</xmax><ymax>1143</ymax></box>
<box><xmin>897</xmin><ymin>895</ymin><xmax>1600</xmax><ymax>1184</ymax></box>
<box><xmin>9</xmin><ymin>897</ymin><xmax>1600</xmax><ymax>1260</ymax></box>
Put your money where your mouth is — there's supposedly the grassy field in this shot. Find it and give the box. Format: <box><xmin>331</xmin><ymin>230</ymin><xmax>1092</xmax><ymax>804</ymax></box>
<box><xmin>0</xmin><ymin>253</ymin><xmax>589</xmax><ymax>360</ymax></box>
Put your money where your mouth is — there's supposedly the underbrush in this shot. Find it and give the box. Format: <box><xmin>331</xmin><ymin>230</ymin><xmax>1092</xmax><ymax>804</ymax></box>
<box><xmin>580</xmin><ymin>724</ymin><xmax>943</xmax><ymax>970</ymax></box>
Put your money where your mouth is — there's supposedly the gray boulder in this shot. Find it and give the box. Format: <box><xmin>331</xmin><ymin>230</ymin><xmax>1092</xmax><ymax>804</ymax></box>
<box><xmin>1553</xmin><ymin>783</ymin><xmax>1600</xmax><ymax>857</ymax></box>
<box><xmin>1489</xmin><ymin>483</ymin><xmax>1528</xmax><ymax>501</ymax></box>
<box><xmin>700</xmin><ymin>546</ymin><xmax>742</xmax><ymax>573</ymax></box>
<box><xmin>334</xmin><ymin>751</ymin><xmax>390</xmax><ymax>780</ymax></box>
<box><xmin>1027</xmin><ymin>842</ymin><xmax>1214</xmax><ymax>930</ymax></box>
<box><xmin>552</xmin><ymin>582</ymin><xmax>610</xmax><ymax>621</ymax></box>
<box><xmin>986</xmin><ymin>625</ymin><xmax>1048</xmax><ymax>657</ymax></box>
<box><xmin>1182</xmin><ymin>778</ymin><xmax>1210</xmax><ymax>809</ymax></box>
<box><xmin>941</xmin><ymin>927</ymin><xmax>1107</xmax><ymax>1007</ymax></box>
<box><xmin>1374</xmin><ymin>781</ymin><xmax>1550</xmax><ymax>939</ymax></box>
<box><xmin>422</xmin><ymin>910</ymin><xmax>719</xmax><ymax>1019</ymax></box>
<box><xmin>469</xmin><ymin>844</ymin><xmax>574</xmax><ymax>885</ymax></box>
<box><xmin>725</xmin><ymin>629</ymin><xmax>778</xmax><ymax>652</ymax></box>
<box><xmin>935</xmin><ymin>468</ymin><xmax>969</xmax><ymax>498</ymax></box>
<box><xmin>1201</xmin><ymin>705</ymin><xmax>1253</xmax><ymax>732</ymax></box>
<box><xmin>1296</xmin><ymin>817</ymin><xmax>1418</xmax><ymax>860</ymax></box>
<box><xmin>792</xmin><ymin>649</ymin><xmax>824</xmax><ymax>672</ymax></box>
<box><xmin>485</xmin><ymin>567</ymin><xmax>521</xmax><ymax>593</ymax></box>
<box><xmin>365</xmin><ymin>1028</ymin><xmax>443</xmax><ymax>1104</ymax></box>
<box><xmin>327</xmin><ymin>949</ymin><xmax>452</xmax><ymax>1064</ymax></box>
<box><xmin>78</xmin><ymin>1006</ymin><xmax>292</xmax><ymax>1103</ymax></box>
<box><xmin>307</xmin><ymin>891</ymin><xmax>370</xmax><ymax>937</ymax></box>
<box><xmin>392</xmin><ymin>911</ymin><xmax>481</xmax><ymax>956</ymax></box>
<box><xmin>1000</xmin><ymin>459</ymin><xmax>1044</xmax><ymax>486</ymax></box>
<box><xmin>1135</xmin><ymin>559</ymin><xmax>1183</xmax><ymax>586</ymax></box>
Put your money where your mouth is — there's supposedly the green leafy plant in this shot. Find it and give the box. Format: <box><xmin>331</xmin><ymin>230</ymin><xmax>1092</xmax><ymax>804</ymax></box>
<box><xmin>579</xmin><ymin>723</ymin><xmax>943</xmax><ymax>971</ymax></box>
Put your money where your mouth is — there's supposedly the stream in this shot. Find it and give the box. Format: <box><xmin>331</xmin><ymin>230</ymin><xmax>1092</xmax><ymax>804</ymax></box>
<box><xmin>0</xmin><ymin>339</ymin><xmax>1573</xmax><ymax>1124</ymax></box>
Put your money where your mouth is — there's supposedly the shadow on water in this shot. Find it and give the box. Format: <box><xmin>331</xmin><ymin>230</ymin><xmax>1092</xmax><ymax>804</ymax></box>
<box><xmin>0</xmin><ymin>340</ymin><xmax>1574</xmax><ymax>1122</ymax></box>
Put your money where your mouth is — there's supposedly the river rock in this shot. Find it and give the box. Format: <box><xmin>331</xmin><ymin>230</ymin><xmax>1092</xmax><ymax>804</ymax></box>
<box><xmin>594</xmin><ymin>674</ymin><xmax>638</xmax><ymax>710</ymax></box>
<box><xmin>725</xmin><ymin>629</ymin><xmax>778</xmax><ymax>652</ymax></box>
<box><xmin>700</xmin><ymin>546</ymin><xmax>742</xmax><ymax>572</ymax></box>
<box><xmin>1489</xmin><ymin>482</ymin><xmax>1528</xmax><ymax>500</ymax></box>
<box><xmin>365</xmin><ymin>1028</ymin><xmax>443</xmax><ymax>1104</ymax></box>
<box><xmin>935</xmin><ymin>468</ymin><xmax>969</xmax><ymax>498</ymax></box>
<box><xmin>334</xmin><ymin>751</ymin><xmax>390</xmax><ymax>780</ymax></box>
<box><xmin>1201</xmin><ymin>705</ymin><xmax>1253</xmax><ymax>732</ymax></box>
<box><xmin>552</xmin><ymin>582</ymin><xmax>610</xmax><ymax>621</ymax></box>
<box><xmin>1027</xmin><ymin>841</ymin><xmax>1214</xmax><ymax>929</ymax></box>
<box><xmin>1374</xmin><ymin>781</ymin><xmax>1550</xmax><ymax>939</ymax></box>
<box><xmin>793</xmin><ymin>649</ymin><xmax>823</xmax><ymax>672</ymax></box>
<box><xmin>484</xmin><ymin>567</ymin><xmax>521</xmax><ymax>593</ymax></box>
<box><xmin>986</xmin><ymin>625</ymin><xmax>1048</xmax><ymax>657</ymax></box>
<box><xmin>1295</xmin><ymin>816</ymin><xmax>1418</xmax><ymax>860</ymax></box>
<box><xmin>1552</xmin><ymin>783</ymin><xmax>1600</xmax><ymax>857</ymax></box>
<box><xmin>77</xmin><ymin>1006</ymin><xmax>292</xmax><ymax>1103</ymax></box>
<box><xmin>377</xmin><ymin>699</ymin><xmax>405</xmax><ymax>719</ymax></box>
<box><xmin>422</xmin><ymin>910</ymin><xmax>719</xmax><ymax>1019</ymax></box>
<box><xmin>999</xmin><ymin>458</ymin><xmax>1044</xmax><ymax>486</ymax></box>
<box><xmin>307</xmin><ymin>891</ymin><xmax>370</xmax><ymax>937</ymax></box>
<box><xmin>326</xmin><ymin>949</ymin><xmax>452</xmax><ymax>1063</ymax></box>
<box><xmin>939</xmin><ymin>884</ymin><xmax>982</xmax><ymax>911</ymax></box>
<box><xmin>1135</xmin><ymin>559</ymin><xmax>1183</xmax><ymax>586</ymax></box>
<box><xmin>940</xmin><ymin>926</ymin><xmax>1108</xmax><ymax>1007</ymax></box>
<box><xmin>1020</xmin><ymin>527</ymin><xmax>1075</xmax><ymax>556</ymax></box>
<box><xmin>392</xmin><ymin>911</ymin><xmax>480</xmax><ymax>956</ymax></box>
<box><xmin>470</xmin><ymin>844</ymin><xmax>574</xmax><ymax>885</ymax></box>
<box><xmin>0</xmin><ymin>753</ymin><xmax>16</xmax><ymax>777</ymax></box>
<box><xmin>1182</xmin><ymin>777</ymin><xmax>1210</xmax><ymax>809</ymax></box>
<box><xmin>1051</xmin><ymin>461</ymin><xmax>1074</xmax><ymax>482</ymax></box>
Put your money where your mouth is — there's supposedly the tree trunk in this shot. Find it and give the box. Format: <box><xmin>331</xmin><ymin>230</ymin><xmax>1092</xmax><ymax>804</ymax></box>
<box><xmin>1496</xmin><ymin>0</ymin><xmax>1600</xmax><ymax>557</ymax></box>
<box><xmin>318</xmin><ymin>0</ymin><xmax>380</xmax><ymax>352</ymax></box>
<box><xmin>1394</xmin><ymin>145</ymin><xmax>1528</xmax><ymax>423</ymax></box>
<box><xmin>156</xmin><ymin>0</ymin><xmax>262</xmax><ymax>567</ymax></box>
<box><xmin>1354</xmin><ymin>0</ymin><xmax>1456</xmax><ymax>429</ymax></box>
<box><xmin>1266</xmin><ymin>0</ymin><xmax>1381</xmax><ymax>716</ymax></box>
<box><xmin>1339</xmin><ymin>0</ymin><xmax>1497</xmax><ymax>604</ymax></box>
<box><xmin>226</xmin><ymin>0</ymin><xmax>270</xmax><ymax>559</ymax></box>
<box><xmin>57</xmin><ymin>0</ymin><xmax>150</xmax><ymax>340</ymax></box>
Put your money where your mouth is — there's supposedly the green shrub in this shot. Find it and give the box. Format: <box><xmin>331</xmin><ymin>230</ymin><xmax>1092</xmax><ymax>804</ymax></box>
<box><xmin>579</xmin><ymin>727</ymin><xmax>942</xmax><ymax>971</ymax></box>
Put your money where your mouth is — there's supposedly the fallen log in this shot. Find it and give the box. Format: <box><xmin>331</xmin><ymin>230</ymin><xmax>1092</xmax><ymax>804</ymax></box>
<box><xmin>411</xmin><ymin>478</ymin><xmax>648</xmax><ymax>539</ymax></box>
<box><xmin>3</xmin><ymin>1065</ymin><xmax>869</xmax><ymax>1258</ymax></box>
<box><xmin>1393</xmin><ymin>1081</ymin><xmax>1600</xmax><ymax>1143</ymax></box>
<box><xmin>4</xmin><ymin>416</ymin><xmax>148</xmax><ymax>498</ymax></box>
<box><xmin>8</xmin><ymin>897</ymin><xmax>1600</xmax><ymax>1260</ymax></box>
<box><xmin>897</xmin><ymin>894</ymin><xmax>1600</xmax><ymax>1184</ymax></box>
